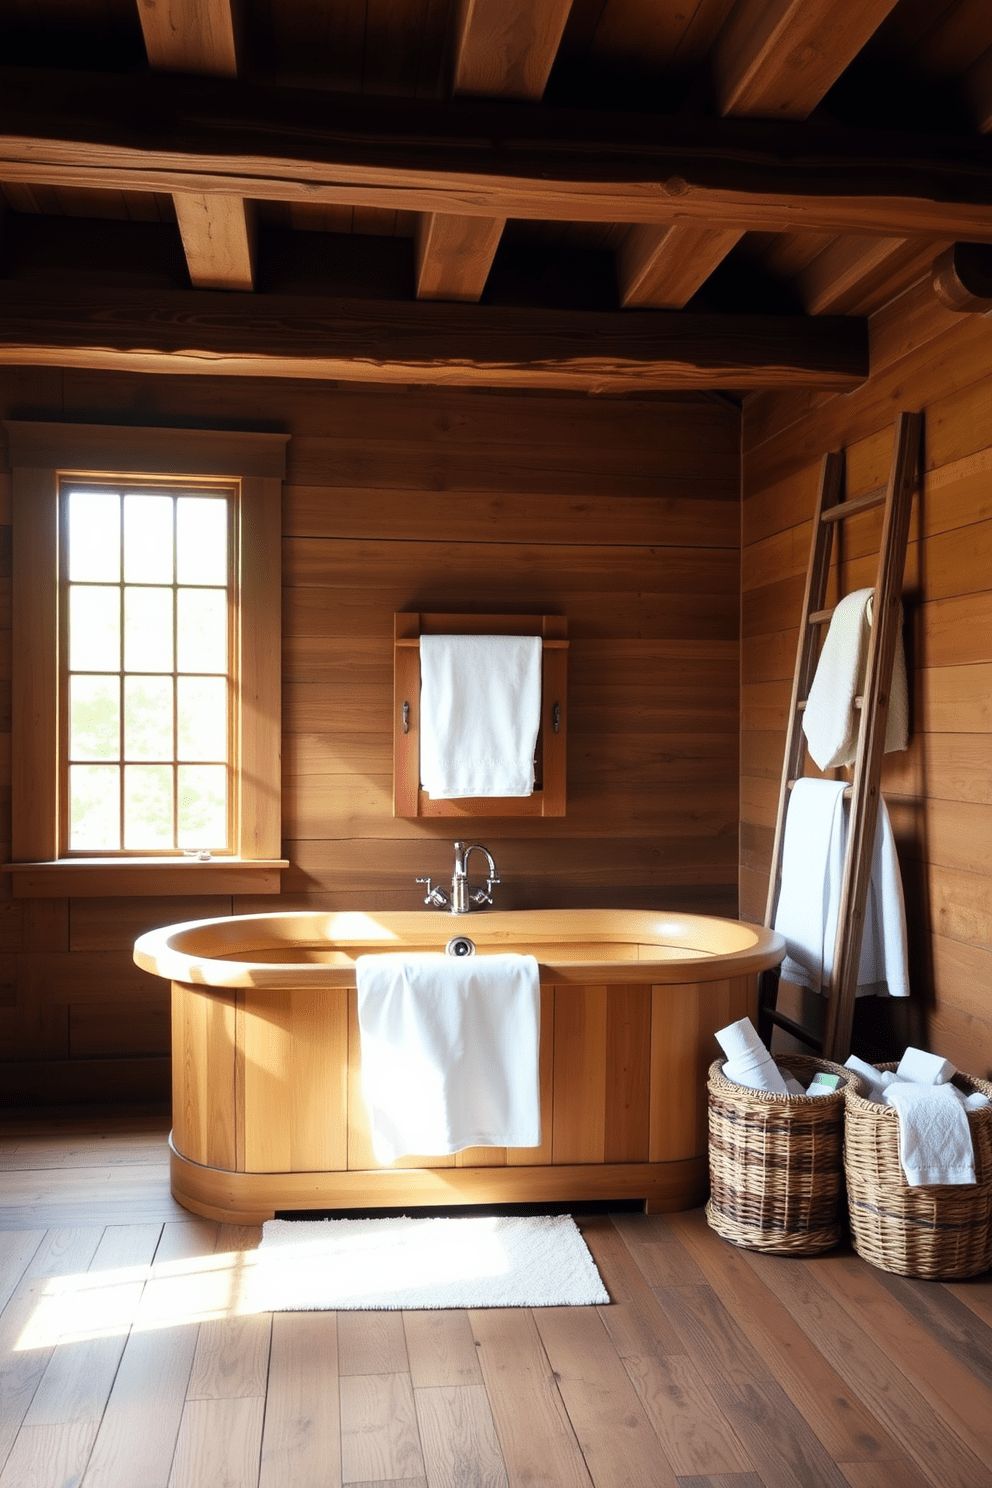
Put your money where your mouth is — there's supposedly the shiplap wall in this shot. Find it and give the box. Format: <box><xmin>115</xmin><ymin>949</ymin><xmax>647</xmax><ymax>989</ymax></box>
<box><xmin>741</xmin><ymin>283</ymin><xmax>992</xmax><ymax>1076</ymax></box>
<box><xmin>0</xmin><ymin>368</ymin><xmax>740</xmax><ymax>1104</ymax></box>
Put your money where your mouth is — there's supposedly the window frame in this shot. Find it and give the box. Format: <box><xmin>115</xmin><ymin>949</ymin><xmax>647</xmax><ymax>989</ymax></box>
<box><xmin>5</xmin><ymin>420</ymin><xmax>288</xmax><ymax>897</ymax></box>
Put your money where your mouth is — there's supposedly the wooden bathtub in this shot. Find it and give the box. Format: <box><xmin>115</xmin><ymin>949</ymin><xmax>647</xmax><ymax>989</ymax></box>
<box><xmin>134</xmin><ymin>909</ymin><xmax>785</xmax><ymax>1222</ymax></box>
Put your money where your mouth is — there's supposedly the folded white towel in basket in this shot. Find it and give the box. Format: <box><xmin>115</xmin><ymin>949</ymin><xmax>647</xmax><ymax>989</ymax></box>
<box><xmin>883</xmin><ymin>1080</ymin><xmax>976</xmax><ymax>1186</ymax></box>
<box><xmin>802</xmin><ymin>587</ymin><xmax>909</xmax><ymax>771</ymax></box>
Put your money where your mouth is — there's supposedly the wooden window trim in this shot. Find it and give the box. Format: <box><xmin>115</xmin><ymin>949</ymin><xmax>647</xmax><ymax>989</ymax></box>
<box><xmin>4</xmin><ymin>421</ymin><xmax>289</xmax><ymax>897</ymax></box>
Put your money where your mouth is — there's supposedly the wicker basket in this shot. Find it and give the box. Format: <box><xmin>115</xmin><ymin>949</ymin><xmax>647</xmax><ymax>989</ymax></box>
<box><xmin>705</xmin><ymin>1053</ymin><xmax>865</xmax><ymax>1256</ymax></box>
<box><xmin>844</xmin><ymin>1063</ymin><xmax>992</xmax><ymax>1279</ymax></box>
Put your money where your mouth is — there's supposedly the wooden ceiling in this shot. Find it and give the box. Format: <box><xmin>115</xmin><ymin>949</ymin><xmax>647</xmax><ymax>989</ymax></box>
<box><xmin>0</xmin><ymin>0</ymin><xmax>991</xmax><ymax>393</ymax></box>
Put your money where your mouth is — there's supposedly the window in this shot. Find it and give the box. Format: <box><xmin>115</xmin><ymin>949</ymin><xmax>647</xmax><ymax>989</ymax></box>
<box><xmin>5</xmin><ymin>421</ymin><xmax>288</xmax><ymax>896</ymax></box>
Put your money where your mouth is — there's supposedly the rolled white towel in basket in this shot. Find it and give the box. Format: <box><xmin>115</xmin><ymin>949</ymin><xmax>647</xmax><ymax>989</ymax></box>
<box><xmin>714</xmin><ymin>1018</ymin><xmax>789</xmax><ymax>1095</ymax></box>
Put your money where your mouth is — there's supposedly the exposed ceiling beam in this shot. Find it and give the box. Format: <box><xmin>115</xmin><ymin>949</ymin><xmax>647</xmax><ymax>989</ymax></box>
<box><xmin>932</xmin><ymin>242</ymin><xmax>992</xmax><ymax>313</ymax></box>
<box><xmin>137</xmin><ymin>0</ymin><xmax>255</xmax><ymax>292</ymax></box>
<box><xmin>415</xmin><ymin>212</ymin><xmax>507</xmax><ymax>302</ymax></box>
<box><xmin>793</xmin><ymin>234</ymin><xmax>951</xmax><ymax>316</ymax></box>
<box><xmin>618</xmin><ymin>224</ymin><xmax>743</xmax><ymax>309</ymax></box>
<box><xmin>451</xmin><ymin>0</ymin><xmax>573</xmax><ymax>100</ymax></box>
<box><xmin>3</xmin><ymin>73</ymin><xmax>992</xmax><ymax>239</ymax></box>
<box><xmin>0</xmin><ymin>284</ymin><xmax>869</xmax><ymax>392</ymax></box>
<box><xmin>711</xmin><ymin>0</ymin><xmax>902</xmax><ymax>120</ymax></box>
<box><xmin>416</xmin><ymin>0</ymin><xmax>572</xmax><ymax>304</ymax></box>
<box><xmin>618</xmin><ymin>0</ymin><xmax>902</xmax><ymax>309</ymax></box>
<box><xmin>135</xmin><ymin>0</ymin><xmax>239</xmax><ymax>75</ymax></box>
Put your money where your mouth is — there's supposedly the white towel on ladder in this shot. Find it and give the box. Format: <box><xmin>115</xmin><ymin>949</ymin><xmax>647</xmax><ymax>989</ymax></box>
<box><xmin>773</xmin><ymin>778</ymin><xmax>909</xmax><ymax>999</ymax></box>
<box><xmin>802</xmin><ymin>587</ymin><xmax>909</xmax><ymax>770</ymax></box>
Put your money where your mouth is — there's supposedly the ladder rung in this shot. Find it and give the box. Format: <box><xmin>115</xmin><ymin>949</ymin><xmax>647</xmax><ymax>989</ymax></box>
<box><xmin>787</xmin><ymin>778</ymin><xmax>852</xmax><ymax>799</ymax></box>
<box><xmin>808</xmin><ymin>608</ymin><xmax>834</xmax><ymax>625</ymax></box>
<box><xmin>764</xmin><ymin>1009</ymin><xmax>824</xmax><ymax>1051</ymax></box>
<box><xmin>820</xmin><ymin>486</ymin><xmax>886</xmax><ymax>523</ymax></box>
<box><xmin>796</xmin><ymin>699</ymin><xmax>806</xmax><ymax>712</ymax></box>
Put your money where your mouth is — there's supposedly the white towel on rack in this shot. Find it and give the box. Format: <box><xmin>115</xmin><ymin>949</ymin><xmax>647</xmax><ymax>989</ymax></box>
<box><xmin>774</xmin><ymin>778</ymin><xmax>909</xmax><ymax>999</ymax></box>
<box><xmin>356</xmin><ymin>952</ymin><xmax>541</xmax><ymax>1164</ymax></box>
<box><xmin>419</xmin><ymin>634</ymin><xmax>542</xmax><ymax>798</ymax></box>
<box><xmin>802</xmin><ymin>587</ymin><xmax>909</xmax><ymax>770</ymax></box>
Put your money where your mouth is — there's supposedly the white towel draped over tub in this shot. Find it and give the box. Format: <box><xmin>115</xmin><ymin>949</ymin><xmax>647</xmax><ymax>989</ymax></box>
<box><xmin>802</xmin><ymin>587</ymin><xmax>909</xmax><ymax>771</ymax></box>
<box><xmin>419</xmin><ymin>634</ymin><xmax>542</xmax><ymax>798</ymax></box>
<box><xmin>773</xmin><ymin>778</ymin><xmax>909</xmax><ymax>999</ymax></box>
<box><xmin>355</xmin><ymin>952</ymin><xmax>542</xmax><ymax>1164</ymax></box>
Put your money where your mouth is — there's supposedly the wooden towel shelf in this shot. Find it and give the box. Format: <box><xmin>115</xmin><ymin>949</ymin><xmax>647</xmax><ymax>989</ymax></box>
<box><xmin>393</xmin><ymin>612</ymin><xmax>567</xmax><ymax>818</ymax></box>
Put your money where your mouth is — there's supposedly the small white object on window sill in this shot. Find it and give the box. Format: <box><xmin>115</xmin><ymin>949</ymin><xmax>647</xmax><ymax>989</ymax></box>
<box><xmin>184</xmin><ymin>849</ymin><xmax>213</xmax><ymax>861</ymax></box>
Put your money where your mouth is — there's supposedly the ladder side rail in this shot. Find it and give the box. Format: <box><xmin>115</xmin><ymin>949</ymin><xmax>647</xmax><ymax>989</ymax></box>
<box><xmin>762</xmin><ymin>450</ymin><xmax>845</xmax><ymax>929</ymax></box>
<box><xmin>821</xmin><ymin>411</ymin><xmax>921</xmax><ymax>1061</ymax></box>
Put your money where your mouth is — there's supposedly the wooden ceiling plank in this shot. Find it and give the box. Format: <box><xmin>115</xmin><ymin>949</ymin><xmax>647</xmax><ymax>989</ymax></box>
<box><xmin>135</xmin><ymin>0</ymin><xmax>239</xmax><ymax>77</ymax></box>
<box><xmin>0</xmin><ymin>283</ymin><xmax>869</xmax><ymax>391</ymax></box>
<box><xmin>138</xmin><ymin>0</ymin><xmax>254</xmax><ymax>292</ymax></box>
<box><xmin>452</xmin><ymin>0</ymin><xmax>574</xmax><ymax>99</ymax></box>
<box><xmin>173</xmin><ymin>192</ymin><xmax>256</xmax><ymax>290</ymax></box>
<box><xmin>794</xmin><ymin>234</ymin><xmax>911</xmax><ymax>315</ymax></box>
<box><xmin>5</xmin><ymin>79</ymin><xmax>992</xmax><ymax>238</ymax></box>
<box><xmin>415</xmin><ymin>212</ymin><xmax>507</xmax><ymax>301</ymax></box>
<box><xmin>416</xmin><ymin>0</ymin><xmax>572</xmax><ymax>305</ymax></box>
<box><xmin>617</xmin><ymin>223</ymin><xmax>743</xmax><ymax>308</ymax></box>
<box><xmin>616</xmin><ymin>0</ymin><xmax>903</xmax><ymax>308</ymax></box>
<box><xmin>711</xmin><ymin>0</ymin><xmax>904</xmax><ymax>119</ymax></box>
<box><xmin>965</xmin><ymin>44</ymin><xmax>992</xmax><ymax>133</ymax></box>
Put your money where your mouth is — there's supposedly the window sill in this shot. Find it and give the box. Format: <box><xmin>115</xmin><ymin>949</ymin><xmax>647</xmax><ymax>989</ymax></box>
<box><xmin>5</xmin><ymin>858</ymin><xmax>289</xmax><ymax>898</ymax></box>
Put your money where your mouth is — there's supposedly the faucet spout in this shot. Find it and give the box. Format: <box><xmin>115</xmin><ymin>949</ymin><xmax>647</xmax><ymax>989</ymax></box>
<box><xmin>450</xmin><ymin>841</ymin><xmax>500</xmax><ymax>914</ymax></box>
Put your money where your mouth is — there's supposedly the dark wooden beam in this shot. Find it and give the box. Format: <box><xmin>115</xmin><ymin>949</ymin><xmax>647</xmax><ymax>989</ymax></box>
<box><xmin>2</xmin><ymin>69</ymin><xmax>992</xmax><ymax>238</ymax></box>
<box><xmin>0</xmin><ymin>284</ymin><xmax>869</xmax><ymax>391</ymax></box>
<box><xmin>932</xmin><ymin>242</ymin><xmax>992</xmax><ymax>313</ymax></box>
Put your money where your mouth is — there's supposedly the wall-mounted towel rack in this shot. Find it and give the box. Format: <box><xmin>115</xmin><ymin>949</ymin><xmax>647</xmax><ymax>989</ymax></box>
<box><xmin>759</xmin><ymin>411</ymin><xmax>921</xmax><ymax>1062</ymax></box>
<box><xmin>393</xmin><ymin>612</ymin><xmax>567</xmax><ymax>818</ymax></box>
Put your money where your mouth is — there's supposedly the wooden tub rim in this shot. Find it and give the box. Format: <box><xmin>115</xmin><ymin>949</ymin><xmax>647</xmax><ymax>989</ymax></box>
<box><xmin>135</xmin><ymin>907</ymin><xmax>785</xmax><ymax>988</ymax></box>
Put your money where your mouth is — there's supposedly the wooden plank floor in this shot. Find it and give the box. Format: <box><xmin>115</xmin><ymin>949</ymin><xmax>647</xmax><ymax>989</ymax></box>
<box><xmin>1</xmin><ymin>1112</ymin><xmax>991</xmax><ymax>1488</ymax></box>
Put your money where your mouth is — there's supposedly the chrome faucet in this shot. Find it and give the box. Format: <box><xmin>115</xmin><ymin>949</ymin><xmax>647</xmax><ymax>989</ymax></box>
<box><xmin>416</xmin><ymin>841</ymin><xmax>500</xmax><ymax>913</ymax></box>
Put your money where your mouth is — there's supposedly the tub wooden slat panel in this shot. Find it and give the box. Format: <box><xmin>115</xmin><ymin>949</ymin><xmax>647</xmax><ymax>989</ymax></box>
<box><xmin>506</xmin><ymin>989</ymin><xmax>555</xmax><ymax>1167</ymax></box>
<box><xmin>604</xmin><ymin>984</ymin><xmax>652</xmax><ymax>1164</ymax></box>
<box><xmin>649</xmin><ymin>982</ymin><xmax>700</xmax><ymax>1164</ymax></box>
<box><xmin>552</xmin><ymin>985</ymin><xmax>608</xmax><ymax>1165</ymax></box>
<box><xmin>242</xmin><ymin>987</ymin><xmax>349</xmax><ymax>1174</ymax></box>
<box><xmin>172</xmin><ymin>981</ymin><xmax>237</xmax><ymax>1172</ymax></box>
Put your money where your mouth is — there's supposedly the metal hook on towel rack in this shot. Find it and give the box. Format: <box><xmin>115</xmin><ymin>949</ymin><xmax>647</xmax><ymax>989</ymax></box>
<box><xmin>552</xmin><ymin>703</ymin><xmax>560</xmax><ymax>734</ymax></box>
<box><xmin>402</xmin><ymin>701</ymin><xmax>410</xmax><ymax>734</ymax></box>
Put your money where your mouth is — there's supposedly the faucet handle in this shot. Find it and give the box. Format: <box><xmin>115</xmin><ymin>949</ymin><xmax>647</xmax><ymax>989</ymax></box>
<box><xmin>416</xmin><ymin>876</ymin><xmax>450</xmax><ymax>909</ymax></box>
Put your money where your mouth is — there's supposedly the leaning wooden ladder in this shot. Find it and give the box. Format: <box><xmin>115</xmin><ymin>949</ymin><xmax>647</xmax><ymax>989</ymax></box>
<box><xmin>758</xmin><ymin>410</ymin><xmax>921</xmax><ymax>1063</ymax></box>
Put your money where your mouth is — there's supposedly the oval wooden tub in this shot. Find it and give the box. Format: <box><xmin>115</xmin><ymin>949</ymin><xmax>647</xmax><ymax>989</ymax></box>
<box><xmin>134</xmin><ymin>909</ymin><xmax>785</xmax><ymax>1222</ymax></box>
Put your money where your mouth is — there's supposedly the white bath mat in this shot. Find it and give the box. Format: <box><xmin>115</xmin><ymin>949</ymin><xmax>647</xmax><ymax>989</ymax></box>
<box><xmin>249</xmin><ymin>1214</ymin><xmax>610</xmax><ymax>1311</ymax></box>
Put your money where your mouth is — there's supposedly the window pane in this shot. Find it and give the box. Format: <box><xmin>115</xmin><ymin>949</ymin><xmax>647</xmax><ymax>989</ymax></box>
<box><xmin>69</xmin><ymin>586</ymin><xmax>120</xmax><ymax>671</ymax></box>
<box><xmin>178</xmin><ymin>765</ymin><xmax>227</xmax><ymax>848</ymax></box>
<box><xmin>69</xmin><ymin>764</ymin><xmax>120</xmax><ymax>850</ymax></box>
<box><xmin>124</xmin><ymin>495</ymin><xmax>173</xmax><ymax>583</ymax></box>
<box><xmin>178</xmin><ymin>677</ymin><xmax>227</xmax><ymax>761</ymax></box>
<box><xmin>67</xmin><ymin>492</ymin><xmax>120</xmax><ymax>582</ymax></box>
<box><xmin>177</xmin><ymin>589</ymin><xmax>227</xmax><ymax>673</ymax></box>
<box><xmin>124</xmin><ymin>588</ymin><xmax>173</xmax><ymax>671</ymax></box>
<box><xmin>124</xmin><ymin>765</ymin><xmax>174</xmax><ymax>849</ymax></box>
<box><xmin>70</xmin><ymin>676</ymin><xmax>119</xmax><ymax>761</ymax></box>
<box><xmin>177</xmin><ymin>498</ymin><xmax>227</xmax><ymax>585</ymax></box>
<box><xmin>125</xmin><ymin>676</ymin><xmax>173</xmax><ymax>760</ymax></box>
